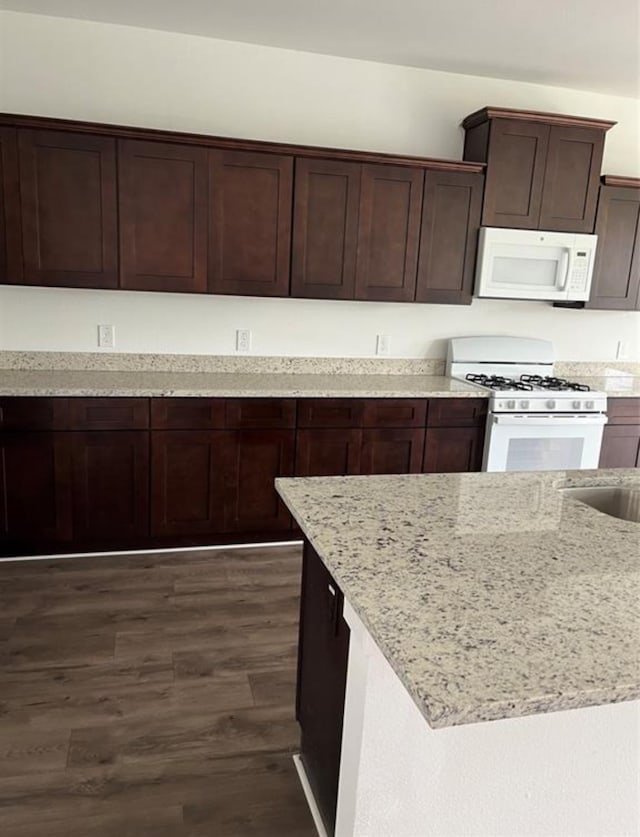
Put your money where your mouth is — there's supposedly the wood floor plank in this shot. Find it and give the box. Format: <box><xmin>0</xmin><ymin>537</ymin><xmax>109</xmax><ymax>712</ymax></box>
<box><xmin>0</xmin><ymin>545</ymin><xmax>311</xmax><ymax>836</ymax></box>
<box><xmin>0</xmin><ymin>729</ymin><xmax>70</xmax><ymax>779</ymax></box>
<box><xmin>5</xmin><ymin>805</ymin><xmax>186</xmax><ymax>837</ymax></box>
<box><xmin>173</xmin><ymin>639</ymin><xmax>297</xmax><ymax>679</ymax></box>
<box><xmin>249</xmin><ymin>668</ymin><xmax>297</xmax><ymax>709</ymax></box>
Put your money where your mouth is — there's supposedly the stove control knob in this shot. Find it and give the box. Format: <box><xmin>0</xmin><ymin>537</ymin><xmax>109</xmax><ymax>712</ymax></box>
<box><xmin>546</xmin><ymin>399</ymin><xmax>556</xmax><ymax>409</ymax></box>
<box><xmin>586</xmin><ymin>400</ymin><xmax>594</xmax><ymax>409</ymax></box>
<box><xmin>572</xmin><ymin>400</ymin><xmax>581</xmax><ymax>410</ymax></box>
<box><xmin>520</xmin><ymin>400</ymin><xmax>530</xmax><ymax>410</ymax></box>
<box><xmin>507</xmin><ymin>399</ymin><xmax>516</xmax><ymax>409</ymax></box>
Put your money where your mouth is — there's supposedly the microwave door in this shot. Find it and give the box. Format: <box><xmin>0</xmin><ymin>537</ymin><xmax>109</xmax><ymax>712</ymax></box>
<box><xmin>482</xmin><ymin>243</ymin><xmax>572</xmax><ymax>300</ymax></box>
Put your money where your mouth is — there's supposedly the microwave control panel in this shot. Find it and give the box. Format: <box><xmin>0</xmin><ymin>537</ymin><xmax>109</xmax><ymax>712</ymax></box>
<box><xmin>568</xmin><ymin>250</ymin><xmax>591</xmax><ymax>292</ymax></box>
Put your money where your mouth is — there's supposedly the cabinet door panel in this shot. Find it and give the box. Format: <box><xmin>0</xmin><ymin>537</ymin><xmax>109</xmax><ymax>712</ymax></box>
<box><xmin>0</xmin><ymin>432</ymin><xmax>72</xmax><ymax>549</ymax></box>
<box><xmin>539</xmin><ymin>126</ymin><xmax>604</xmax><ymax>233</ymax></box>
<box><xmin>119</xmin><ymin>140</ymin><xmax>208</xmax><ymax>293</ymax></box>
<box><xmin>209</xmin><ymin>150</ymin><xmax>293</xmax><ymax>297</ymax></box>
<box><xmin>416</xmin><ymin>171</ymin><xmax>483</xmax><ymax>304</ymax></box>
<box><xmin>483</xmin><ymin>119</ymin><xmax>549</xmax><ymax>229</ymax></box>
<box><xmin>424</xmin><ymin>426</ymin><xmax>484</xmax><ymax>473</ymax></box>
<box><xmin>297</xmin><ymin>541</ymin><xmax>350</xmax><ymax>836</ymax></box>
<box><xmin>0</xmin><ymin>128</ymin><xmax>22</xmax><ymax>284</ymax></box>
<box><xmin>295</xmin><ymin>429</ymin><xmax>362</xmax><ymax>477</ymax></box>
<box><xmin>599</xmin><ymin>425</ymin><xmax>640</xmax><ymax>469</ymax></box>
<box><xmin>360</xmin><ymin>428</ymin><xmax>424</xmax><ymax>474</ymax></box>
<box><xmin>19</xmin><ymin>130</ymin><xmax>118</xmax><ymax>288</ymax></box>
<box><xmin>355</xmin><ymin>164</ymin><xmax>423</xmax><ymax>302</ymax></box>
<box><xmin>223</xmin><ymin>429</ymin><xmax>294</xmax><ymax>532</ymax></box>
<box><xmin>70</xmin><ymin>431</ymin><xmax>149</xmax><ymax>541</ymax></box>
<box><xmin>151</xmin><ymin>430</ymin><xmax>229</xmax><ymax>537</ymax></box>
<box><xmin>291</xmin><ymin>158</ymin><xmax>360</xmax><ymax>300</ymax></box>
<box><xmin>587</xmin><ymin>186</ymin><xmax>640</xmax><ymax>310</ymax></box>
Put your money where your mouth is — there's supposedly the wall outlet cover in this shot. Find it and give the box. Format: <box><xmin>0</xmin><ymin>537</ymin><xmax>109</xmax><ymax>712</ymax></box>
<box><xmin>236</xmin><ymin>328</ymin><xmax>252</xmax><ymax>353</ymax></box>
<box><xmin>376</xmin><ymin>334</ymin><xmax>391</xmax><ymax>356</ymax></box>
<box><xmin>97</xmin><ymin>324</ymin><xmax>115</xmax><ymax>348</ymax></box>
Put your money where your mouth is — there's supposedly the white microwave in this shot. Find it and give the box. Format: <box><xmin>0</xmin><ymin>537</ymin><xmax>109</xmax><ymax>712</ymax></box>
<box><xmin>474</xmin><ymin>227</ymin><xmax>598</xmax><ymax>302</ymax></box>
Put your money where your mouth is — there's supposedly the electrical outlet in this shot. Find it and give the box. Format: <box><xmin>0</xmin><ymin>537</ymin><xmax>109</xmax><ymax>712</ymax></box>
<box><xmin>616</xmin><ymin>340</ymin><xmax>629</xmax><ymax>360</ymax></box>
<box><xmin>236</xmin><ymin>328</ymin><xmax>251</xmax><ymax>353</ymax></box>
<box><xmin>97</xmin><ymin>324</ymin><xmax>115</xmax><ymax>348</ymax></box>
<box><xmin>376</xmin><ymin>334</ymin><xmax>391</xmax><ymax>356</ymax></box>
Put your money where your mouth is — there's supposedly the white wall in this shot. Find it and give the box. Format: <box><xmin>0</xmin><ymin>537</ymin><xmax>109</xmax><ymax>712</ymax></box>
<box><xmin>337</xmin><ymin>603</ymin><xmax>639</xmax><ymax>836</ymax></box>
<box><xmin>1</xmin><ymin>10</ymin><xmax>639</xmax><ymax>360</ymax></box>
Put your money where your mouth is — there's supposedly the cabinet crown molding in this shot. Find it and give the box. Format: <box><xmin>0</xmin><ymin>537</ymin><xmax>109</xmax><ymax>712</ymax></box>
<box><xmin>0</xmin><ymin>112</ymin><xmax>484</xmax><ymax>173</ymax></box>
<box><xmin>462</xmin><ymin>106</ymin><xmax>617</xmax><ymax>132</ymax></box>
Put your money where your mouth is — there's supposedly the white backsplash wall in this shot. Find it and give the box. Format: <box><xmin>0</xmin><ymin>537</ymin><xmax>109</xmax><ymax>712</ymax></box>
<box><xmin>1</xmin><ymin>10</ymin><xmax>639</xmax><ymax>361</ymax></box>
<box><xmin>1</xmin><ymin>285</ymin><xmax>637</xmax><ymax>362</ymax></box>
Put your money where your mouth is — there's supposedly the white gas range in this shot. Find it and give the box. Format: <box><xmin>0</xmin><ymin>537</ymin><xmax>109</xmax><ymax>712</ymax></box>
<box><xmin>446</xmin><ymin>336</ymin><xmax>608</xmax><ymax>472</ymax></box>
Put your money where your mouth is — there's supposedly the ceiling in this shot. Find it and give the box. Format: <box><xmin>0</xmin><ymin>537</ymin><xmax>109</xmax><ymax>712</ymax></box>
<box><xmin>1</xmin><ymin>0</ymin><xmax>639</xmax><ymax>98</ymax></box>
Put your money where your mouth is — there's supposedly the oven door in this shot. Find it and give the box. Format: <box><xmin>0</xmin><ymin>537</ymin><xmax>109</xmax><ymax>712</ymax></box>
<box><xmin>483</xmin><ymin>413</ymin><xmax>607</xmax><ymax>472</ymax></box>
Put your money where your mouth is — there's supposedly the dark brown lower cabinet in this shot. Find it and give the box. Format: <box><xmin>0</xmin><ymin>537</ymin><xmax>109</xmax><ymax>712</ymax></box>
<box><xmin>223</xmin><ymin>429</ymin><xmax>295</xmax><ymax>532</ymax></box>
<box><xmin>424</xmin><ymin>426</ymin><xmax>485</xmax><ymax>473</ymax></box>
<box><xmin>0</xmin><ymin>432</ymin><xmax>72</xmax><ymax>551</ymax></box>
<box><xmin>151</xmin><ymin>430</ymin><xmax>230</xmax><ymax>537</ymax></box>
<box><xmin>0</xmin><ymin>395</ymin><xmax>492</xmax><ymax>555</ymax></box>
<box><xmin>361</xmin><ymin>427</ymin><xmax>424</xmax><ymax>474</ymax></box>
<box><xmin>69</xmin><ymin>431</ymin><xmax>149</xmax><ymax>542</ymax></box>
<box><xmin>295</xmin><ymin>428</ymin><xmax>362</xmax><ymax>477</ymax></box>
<box><xmin>599</xmin><ymin>425</ymin><xmax>640</xmax><ymax>468</ymax></box>
<box><xmin>297</xmin><ymin>540</ymin><xmax>350</xmax><ymax>836</ymax></box>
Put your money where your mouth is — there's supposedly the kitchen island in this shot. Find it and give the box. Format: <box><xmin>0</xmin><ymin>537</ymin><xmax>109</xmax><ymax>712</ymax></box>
<box><xmin>276</xmin><ymin>469</ymin><xmax>640</xmax><ymax>837</ymax></box>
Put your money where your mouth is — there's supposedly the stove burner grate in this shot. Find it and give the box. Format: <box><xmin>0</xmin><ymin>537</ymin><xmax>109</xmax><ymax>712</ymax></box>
<box><xmin>520</xmin><ymin>375</ymin><xmax>591</xmax><ymax>392</ymax></box>
<box><xmin>465</xmin><ymin>374</ymin><xmax>534</xmax><ymax>391</ymax></box>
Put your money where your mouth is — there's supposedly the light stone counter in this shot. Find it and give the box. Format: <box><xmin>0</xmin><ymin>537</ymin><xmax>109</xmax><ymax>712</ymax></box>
<box><xmin>0</xmin><ymin>369</ymin><xmax>484</xmax><ymax>398</ymax></box>
<box><xmin>276</xmin><ymin>468</ymin><xmax>640</xmax><ymax>729</ymax></box>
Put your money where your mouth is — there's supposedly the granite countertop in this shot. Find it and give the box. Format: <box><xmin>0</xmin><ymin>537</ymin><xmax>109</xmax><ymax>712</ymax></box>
<box><xmin>0</xmin><ymin>369</ymin><xmax>484</xmax><ymax>398</ymax></box>
<box><xmin>276</xmin><ymin>469</ymin><xmax>640</xmax><ymax>729</ymax></box>
<box><xmin>574</xmin><ymin>374</ymin><xmax>640</xmax><ymax>398</ymax></box>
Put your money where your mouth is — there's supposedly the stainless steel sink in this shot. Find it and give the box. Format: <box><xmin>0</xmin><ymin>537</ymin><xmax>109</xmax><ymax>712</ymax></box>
<box><xmin>560</xmin><ymin>486</ymin><xmax>640</xmax><ymax>523</ymax></box>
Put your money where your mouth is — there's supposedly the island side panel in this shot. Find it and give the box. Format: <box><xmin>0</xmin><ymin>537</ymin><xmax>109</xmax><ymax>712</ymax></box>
<box><xmin>297</xmin><ymin>539</ymin><xmax>351</xmax><ymax>836</ymax></box>
<box><xmin>339</xmin><ymin>617</ymin><xmax>639</xmax><ymax>837</ymax></box>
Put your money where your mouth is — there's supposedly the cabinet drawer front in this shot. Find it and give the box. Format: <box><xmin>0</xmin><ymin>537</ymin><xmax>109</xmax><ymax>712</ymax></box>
<box><xmin>297</xmin><ymin>399</ymin><xmax>364</xmax><ymax>428</ymax></box>
<box><xmin>607</xmin><ymin>398</ymin><xmax>640</xmax><ymax>425</ymax></box>
<box><xmin>599</xmin><ymin>424</ymin><xmax>640</xmax><ymax>468</ymax></box>
<box><xmin>0</xmin><ymin>397</ymin><xmax>69</xmax><ymax>430</ymax></box>
<box><xmin>68</xmin><ymin>398</ymin><xmax>149</xmax><ymax>430</ymax></box>
<box><xmin>427</xmin><ymin>398</ymin><xmax>487</xmax><ymax>426</ymax></box>
<box><xmin>225</xmin><ymin>398</ymin><xmax>296</xmax><ymax>428</ymax></box>
<box><xmin>151</xmin><ymin>398</ymin><xmax>225</xmax><ymax>429</ymax></box>
<box><xmin>362</xmin><ymin>399</ymin><xmax>427</xmax><ymax>427</ymax></box>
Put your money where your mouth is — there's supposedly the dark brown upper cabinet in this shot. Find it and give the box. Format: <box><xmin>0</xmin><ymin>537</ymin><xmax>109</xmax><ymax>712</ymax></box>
<box><xmin>118</xmin><ymin>139</ymin><xmax>208</xmax><ymax>294</ymax></box>
<box><xmin>416</xmin><ymin>170</ymin><xmax>483</xmax><ymax>304</ymax></box>
<box><xmin>18</xmin><ymin>129</ymin><xmax>118</xmax><ymax>289</ymax></box>
<box><xmin>291</xmin><ymin>158</ymin><xmax>360</xmax><ymax>300</ymax></box>
<box><xmin>587</xmin><ymin>177</ymin><xmax>640</xmax><ymax>310</ymax></box>
<box><xmin>463</xmin><ymin>107</ymin><xmax>615</xmax><ymax>233</ymax></box>
<box><xmin>355</xmin><ymin>164</ymin><xmax>424</xmax><ymax>302</ymax></box>
<box><xmin>209</xmin><ymin>150</ymin><xmax>293</xmax><ymax>297</ymax></box>
<box><xmin>0</xmin><ymin>128</ymin><xmax>22</xmax><ymax>284</ymax></box>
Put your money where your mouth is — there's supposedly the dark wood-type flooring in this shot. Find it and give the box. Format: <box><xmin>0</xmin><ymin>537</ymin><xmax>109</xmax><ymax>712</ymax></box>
<box><xmin>0</xmin><ymin>545</ymin><xmax>316</xmax><ymax>836</ymax></box>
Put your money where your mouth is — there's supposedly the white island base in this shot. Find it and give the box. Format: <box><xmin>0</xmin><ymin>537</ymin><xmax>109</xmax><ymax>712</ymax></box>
<box><xmin>314</xmin><ymin>601</ymin><xmax>640</xmax><ymax>837</ymax></box>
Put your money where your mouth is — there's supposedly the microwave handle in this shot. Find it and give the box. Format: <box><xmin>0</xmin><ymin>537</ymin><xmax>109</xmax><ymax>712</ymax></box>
<box><xmin>558</xmin><ymin>248</ymin><xmax>571</xmax><ymax>291</ymax></box>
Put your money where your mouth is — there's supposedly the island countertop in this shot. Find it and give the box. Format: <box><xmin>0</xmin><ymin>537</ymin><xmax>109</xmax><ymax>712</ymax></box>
<box><xmin>276</xmin><ymin>469</ymin><xmax>640</xmax><ymax>729</ymax></box>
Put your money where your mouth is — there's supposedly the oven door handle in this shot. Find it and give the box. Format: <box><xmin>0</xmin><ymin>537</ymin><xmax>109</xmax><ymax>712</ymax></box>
<box><xmin>491</xmin><ymin>414</ymin><xmax>608</xmax><ymax>427</ymax></box>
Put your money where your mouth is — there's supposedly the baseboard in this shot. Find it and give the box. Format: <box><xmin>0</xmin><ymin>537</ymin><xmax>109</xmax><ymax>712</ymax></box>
<box><xmin>293</xmin><ymin>754</ymin><xmax>329</xmax><ymax>837</ymax></box>
<box><xmin>0</xmin><ymin>539</ymin><xmax>303</xmax><ymax>563</ymax></box>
